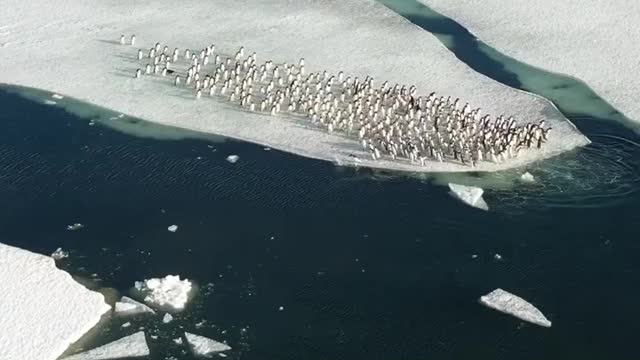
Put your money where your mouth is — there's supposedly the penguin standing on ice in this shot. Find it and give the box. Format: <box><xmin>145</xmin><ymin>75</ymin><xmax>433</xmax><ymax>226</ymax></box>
<box><xmin>119</xmin><ymin>35</ymin><xmax>126</xmax><ymax>45</ymax></box>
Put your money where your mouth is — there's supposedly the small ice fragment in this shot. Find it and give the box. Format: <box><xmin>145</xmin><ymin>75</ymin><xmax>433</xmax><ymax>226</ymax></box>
<box><xmin>52</xmin><ymin>93</ymin><xmax>64</xmax><ymax>100</ymax></box>
<box><xmin>150</xmin><ymin>335</ymin><xmax>158</xmax><ymax>340</ymax></box>
<box><xmin>133</xmin><ymin>275</ymin><xmax>193</xmax><ymax>312</ymax></box>
<box><xmin>173</xmin><ymin>337</ymin><xmax>183</xmax><ymax>345</ymax></box>
<box><xmin>448</xmin><ymin>183</ymin><xmax>489</xmax><ymax>210</ymax></box>
<box><xmin>520</xmin><ymin>172</ymin><xmax>535</xmax><ymax>182</ymax></box>
<box><xmin>494</xmin><ymin>253</ymin><xmax>503</xmax><ymax>261</ymax></box>
<box><xmin>44</xmin><ymin>100</ymin><xmax>57</xmax><ymax>105</ymax></box>
<box><xmin>479</xmin><ymin>288</ymin><xmax>552</xmax><ymax>327</ymax></box>
<box><xmin>114</xmin><ymin>296</ymin><xmax>156</xmax><ymax>316</ymax></box>
<box><xmin>278</xmin><ymin>306</ymin><xmax>284</xmax><ymax>311</ymax></box>
<box><xmin>185</xmin><ymin>332</ymin><xmax>231</xmax><ymax>357</ymax></box>
<box><xmin>219</xmin><ymin>354</ymin><xmax>228</xmax><ymax>358</ymax></box>
<box><xmin>226</xmin><ymin>155</ymin><xmax>239</xmax><ymax>163</ymax></box>
<box><xmin>163</xmin><ymin>313</ymin><xmax>174</xmax><ymax>323</ymax></box>
<box><xmin>195</xmin><ymin>320</ymin><xmax>207</xmax><ymax>328</ymax></box>
<box><xmin>67</xmin><ymin>223</ymin><xmax>84</xmax><ymax>231</ymax></box>
<box><xmin>51</xmin><ymin>248</ymin><xmax>69</xmax><ymax>260</ymax></box>
<box><xmin>168</xmin><ymin>225</ymin><xmax>178</xmax><ymax>232</ymax></box>
<box><xmin>63</xmin><ymin>331</ymin><xmax>149</xmax><ymax>360</ymax></box>
<box><xmin>263</xmin><ymin>147</ymin><xmax>271</xmax><ymax>151</ymax></box>
<box><xmin>471</xmin><ymin>254</ymin><xmax>478</xmax><ymax>259</ymax></box>
<box><xmin>121</xmin><ymin>322</ymin><xmax>131</xmax><ymax>328</ymax></box>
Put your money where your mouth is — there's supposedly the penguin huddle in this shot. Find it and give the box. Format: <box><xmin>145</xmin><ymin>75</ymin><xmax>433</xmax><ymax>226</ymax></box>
<box><xmin>129</xmin><ymin>36</ymin><xmax>552</xmax><ymax>167</ymax></box>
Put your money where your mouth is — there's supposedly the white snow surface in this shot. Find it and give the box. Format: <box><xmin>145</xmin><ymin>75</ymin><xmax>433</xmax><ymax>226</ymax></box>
<box><xmin>448</xmin><ymin>183</ymin><xmax>489</xmax><ymax>211</ymax></box>
<box><xmin>114</xmin><ymin>296</ymin><xmax>156</xmax><ymax>316</ymax></box>
<box><xmin>480</xmin><ymin>288</ymin><xmax>552</xmax><ymax>328</ymax></box>
<box><xmin>0</xmin><ymin>243</ymin><xmax>111</xmax><ymax>360</ymax></box>
<box><xmin>185</xmin><ymin>332</ymin><xmax>231</xmax><ymax>357</ymax></box>
<box><xmin>422</xmin><ymin>0</ymin><xmax>640</xmax><ymax>125</ymax></box>
<box><xmin>134</xmin><ymin>275</ymin><xmax>192</xmax><ymax>312</ymax></box>
<box><xmin>0</xmin><ymin>0</ymin><xmax>588</xmax><ymax>173</ymax></box>
<box><xmin>63</xmin><ymin>331</ymin><xmax>150</xmax><ymax>360</ymax></box>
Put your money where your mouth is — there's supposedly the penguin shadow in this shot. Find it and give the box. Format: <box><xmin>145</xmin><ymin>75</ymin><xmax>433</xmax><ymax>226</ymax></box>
<box><xmin>97</xmin><ymin>39</ymin><xmax>122</xmax><ymax>45</ymax></box>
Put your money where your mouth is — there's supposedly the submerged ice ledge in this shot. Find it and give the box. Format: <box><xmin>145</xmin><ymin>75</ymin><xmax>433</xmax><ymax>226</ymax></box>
<box><xmin>0</xmin><ymin>243</ymin><xmax>111</xmax><ymax>360</ymax></box>
<box><xmin>0</xmin><ymin>0</ymin><xmax>588</xmax><ymax>173</ymax></box>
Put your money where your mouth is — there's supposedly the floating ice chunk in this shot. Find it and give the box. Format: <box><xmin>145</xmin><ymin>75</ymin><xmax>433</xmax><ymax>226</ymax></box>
<box><xmin>185</xmin><ymin>332</ymin><xmax>231</xmax><ymax>357</ymax></box>
<box><xmin>67</xmin><ymin>223</ymin><xmax>84</xmax><ymax>231</ymax></box>
<box><xmin>51</xmin><ymin>247</ymin><xmax>69</xmax><ymax>260</ymax></box>
<box><xmin>448</xmin><ymin>183</ymin><xmax>489</xmax><ymax>211</ymax></box>
<box><xmin>63</xmin><ymin>331</ymin><xmax>150</xmax><ymax>360</ymax></box>
<box><xmin>173</xmin><ymin>337</ymin><xmax>183</xmax><ymax>345</ymax></box>
<box><xmin>163</xmin><ymin>313</ymin><xmax>174</xmax><ymax>323</ymax></box>
<box><xmin>479</xmin><ymin>288</ymin><xmax>552</xmax><ymax>327</ymax></box>
<box><xmin>121</xmin><ymin>322</ymin><xmax>131</xmax><ymax>328</ymax></box>
<box><xmin>520</xmin><ymin>172</ymin><xmax>535</xmax><ymax>182</ymax></box>
<box><xmin>114</xmin><ymin>296</ymin><xmax>156</xmax><ymax>316</ymax></box>
<box><xmin>44</xmin><ymin>100</ymin><xmax>57</xmax><ymax>105</ymax></box>
<box><xmin>52</xmin><ymin>93</ymin><xmax>64</xmax><ymax>100</ymax></box>
<box><xmin>168</xmin><ymin>225</ymin><xmax>178</xmax><ymax>232</ymax></box>
<box><xmin>0</xmin><ymin>243</ymin><xmax>110</xmax><ymax>360</ymax></box>
<box><xmin>133</xmin><ymin>275</ymin><xmax>193</xmax><ymax>312</ymax></box>
<box><xmin>225</xmin><ymin>155</ymin><xmax>239</xmax><ymax>163</ymax></box>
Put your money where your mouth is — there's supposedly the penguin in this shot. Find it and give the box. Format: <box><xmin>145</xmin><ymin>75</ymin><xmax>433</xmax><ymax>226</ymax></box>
<box><xmin>135</xmin><ymin>69</ymin><xmax>142</xmax><ymax>78</ymax></box>
<box><xmin>130</xmin><ymin>35</ymin><xmax>136</xmax><ymax>46</ymax></box>
<box><xmin>119</xmin><ymin>35</ymin><xmax>126</xmax><ymax>45</ymax></box>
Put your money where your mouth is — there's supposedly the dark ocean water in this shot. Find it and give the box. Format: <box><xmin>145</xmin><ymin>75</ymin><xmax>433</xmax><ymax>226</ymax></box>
<box><xmin>2</xmin><ymin>2</ymin><xmax>640</xmax><ymax>359</ymax></box>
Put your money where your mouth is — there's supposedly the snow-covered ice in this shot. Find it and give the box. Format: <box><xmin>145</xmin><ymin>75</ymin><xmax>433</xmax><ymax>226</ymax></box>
<box><xmin>0</xmin><ymin>243</ymin><xmax>111</xmax><ymax>360</ymax></box>
<box><xmin>448</xmin><ymin>183</ymin><xmax>489</xmax><ymax>211</ymax></box>
<box><xmin>134</xmin><ymin>275</ymin><xmax>193</xmax><ymax>312</ymax></box>
<box><xmin>163</xmin><ymin>313</ymin><xmax>174</xmax><ymax>323</ymax></box>
<box><xmin>114</xmin><ymin>296</ymin><xmax>156</xmax><ymax>316</ymax></box>
<box><xmin>52</xmin><ymin>93</ymin><xmax>65</xmax><ymax>99</ymax></box>
<box><xmin>168</xmin><ymin>225</ymin><xmax>178</xmax><ymax>232</ymax></box>
<box><xmin>63</xmin><ymin>331</ymin><xmax>150</xmax><ymax>360</ymax></box>
<box><xmin>226</xmin><ymin>155</ymin><xmax>239</xmax><ymax>164</ymax></box>
<box><xmin>51</xmin><ymin>247</ymin><xmax>69</xmax><ymax>260</ymax></box>
<box><xmin>0</xmin><ymin>0</ymin><xmax>588</xmax><ymax>173</ymax></box>
<box><xmin>422</xmin><ymin>0</ymin><xmax>640</xmax><ymax>126</ymax></box>
<box><xmin>479</xmin><ymin>288</ymin><xmax>552</xmax><ymax>327</ymax></box>
<box><xmin>185</xmin><ymin>332</ymin><xmax>231</xmax><ymax>357</ymax></box>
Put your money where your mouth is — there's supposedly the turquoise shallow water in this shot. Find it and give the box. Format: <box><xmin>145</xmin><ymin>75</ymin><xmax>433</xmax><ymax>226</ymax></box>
<box><xmin>2</xmin><ymin>2</ymin><xmax>640</xmax><ymax>359</ymax></box>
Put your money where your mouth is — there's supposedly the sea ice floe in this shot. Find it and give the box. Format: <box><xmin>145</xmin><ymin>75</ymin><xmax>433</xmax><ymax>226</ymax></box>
<box><xmin>134</xmin><ymin>275</ymin><xmax>193</xmax><ymax>312</ymax></box>
<box><xmin>520</xmin><ymin>172</ymin><xmax>535</xmax><ymax>182</ymax></box>
<box><xmin>479</xmin><ymin>288</ymin><xmax>552</xmax><ymax>327</ymax></box>
<box><xmin>226</xmin><ymin>155</ymin><xmax>239</xmax><ymax>163</ymax></box>
<box><xmin>52</xmin><ymin>93</ymin><xmax>64</xmax><ymax>100</ymax></box>
<box><xmin>168</xmin><ymin>225</ymin><xmax>178</xmax><ymax>232</ymax></box>
<box><xmin>67</xmin><ymin>223</ymin><xmax>84</xmax><ymax>231</ymax></box>
<box><xmin>163</xmin><ymin>313</ymin><xmax>174</xmax><ymax>323</ymax></box>
<box><xmin>51</xmin><ymin>247</ymin><xmax>69</xmax><ymax>260</ymax></box>
<box><xmin>114</xmin><ymin>296</ymin><xmax>156</xmax><ymax>316</ymax></box>
<box><xmin>185</xmin><ymin>332</ymin><xmax>231</xmax><ymax>357</ymax></box>
<box><xmin>63</xmin><ymin>331</ymin><xmax>150</xmax><ymax>360</ymax></box>
<box><xmin>448</xmin><ymin>183</ymin><xmax>489</xmax><ymax>210</ymax></box>
<box><xmin>0</xmin><ymin>243</ymin><xmax>110</xmax><ymax>360</ymax></box>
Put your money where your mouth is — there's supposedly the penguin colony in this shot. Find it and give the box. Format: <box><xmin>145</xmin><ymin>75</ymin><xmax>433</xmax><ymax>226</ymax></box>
<box><xmin>124</xmin><ymin>35</ymin><xmax>552</xmax><ymax>167</ymax></box>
